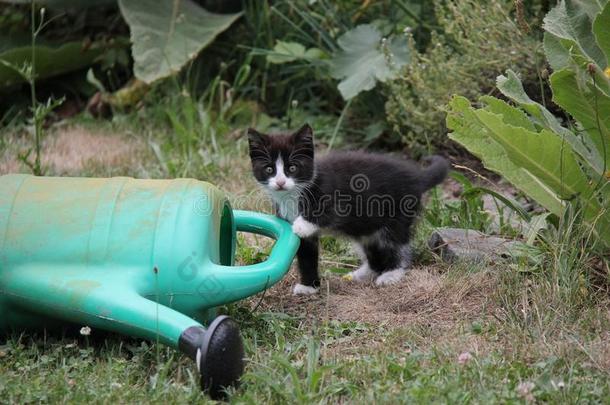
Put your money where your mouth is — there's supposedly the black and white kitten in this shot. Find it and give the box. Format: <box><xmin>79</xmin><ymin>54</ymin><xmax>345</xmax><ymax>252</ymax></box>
<box><xmin>247</xmin><ymin>123</ymin><xmax>449</xmax><ymax>295</ymax></box>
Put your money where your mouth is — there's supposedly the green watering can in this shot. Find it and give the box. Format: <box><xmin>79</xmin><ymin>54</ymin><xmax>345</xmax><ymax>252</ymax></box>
<box><xmin>0</xmin><ymin>174</ymin><xmax>299</xmax><ymax>398</ymax></box>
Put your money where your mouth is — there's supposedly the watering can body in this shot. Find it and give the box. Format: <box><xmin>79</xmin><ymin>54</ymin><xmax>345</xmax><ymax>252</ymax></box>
<box><xmin>0</xmin><ymin>174</ymin><xmax>300</xmax><ymax>396</ymax></box>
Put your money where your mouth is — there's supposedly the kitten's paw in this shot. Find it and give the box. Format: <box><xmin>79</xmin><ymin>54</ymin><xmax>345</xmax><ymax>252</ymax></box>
<box><xmin>292</xmin><ymin>283</ymin><xmax>319</xmax><ymax>295</ymax></box>
<box><xmin>344</xmin><ymin>263</ymin><xmax>377</xmax><ymax>283</ymax></box>
<box><xmin>292</xmin><ymin>216</ymin><xmax>318</xmax><ymax>238</ymax></box>
<box><xmin>375</xmin><ymin>269</ymin><xmax>406</xmax><ymax>286</ymax></box>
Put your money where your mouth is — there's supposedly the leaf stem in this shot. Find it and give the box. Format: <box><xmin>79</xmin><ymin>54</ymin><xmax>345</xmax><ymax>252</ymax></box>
<box><xmin>327</xmin><ymin>98</ymin><xmax>352</xmax><ymax>150</ymax></box>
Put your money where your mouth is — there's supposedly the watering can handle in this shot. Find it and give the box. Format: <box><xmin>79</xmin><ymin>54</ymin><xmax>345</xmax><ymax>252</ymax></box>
<box><xmin>232</xmin><ymin>209</ymin><xmax>300</xmax><ymax>274</ymax></box>
<box><xmin>206</xmin><ymin>210</ymin><xmax>300</xmax><ymax>305</ymax></box>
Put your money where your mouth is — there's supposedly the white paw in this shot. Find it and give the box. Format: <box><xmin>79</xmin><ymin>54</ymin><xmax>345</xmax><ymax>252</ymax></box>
<box><xmin>344</xmin><ymin>263</ymin><xmax>377</xmax><ymax>283</ymax></box>
<box><xmin>292</xmin><ymin>216</ymin><xmax>318</xmax><ymax>238</ymax></box>
<box><xmin>375</xmin><ymin>269</ymin><xmax>406</xmax><ymax>286</ymax></box>
<box><xmin>292</xmin><ymin>283</ymin><xmax>319</xmax><ymax>295</ymax></box>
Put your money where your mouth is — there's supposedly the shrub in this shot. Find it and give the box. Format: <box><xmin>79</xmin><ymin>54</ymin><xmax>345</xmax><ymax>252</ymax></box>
<box><xmin>384</xmin><ymin>0</ymin><xmax>542</xmax><ymax>156</ymax></box>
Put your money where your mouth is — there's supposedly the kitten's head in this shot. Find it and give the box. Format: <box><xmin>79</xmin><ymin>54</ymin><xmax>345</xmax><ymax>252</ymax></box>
<box><xmin>247</xmin><ymin>123</ymin><xmax>315</xmax><ymax>193</ymax></box>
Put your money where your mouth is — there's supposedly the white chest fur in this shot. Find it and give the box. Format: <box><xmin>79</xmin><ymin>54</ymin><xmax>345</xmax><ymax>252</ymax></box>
<box><xmin>270</xmin><ymin>190</ymin><xmax>300</xmax><ymax>222</ymax></box>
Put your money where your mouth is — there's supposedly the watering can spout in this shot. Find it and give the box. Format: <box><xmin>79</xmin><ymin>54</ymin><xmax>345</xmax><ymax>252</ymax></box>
<box><xmin>202</xmin><ymin>210</ymin><xmax>300</xmax><ymax>307</ymax></box>
<box><xmin>178</xmin><ymin>316</ymin><xmax>244</xmax><ymax>399</ymax></box>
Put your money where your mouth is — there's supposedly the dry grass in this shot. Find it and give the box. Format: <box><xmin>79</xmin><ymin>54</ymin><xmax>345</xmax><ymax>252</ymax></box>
<box><xmin>244</xmin><ymin>263</ymin><xmax>498</xmax><ymax>354</ymax></box>
<box><xmin>251</xmin><ymin>265</ymin><xmax>494</xmax><ymax>325</ymax></box>
<box><xmin>1</xmin><ymin>125</ymin><xmax>146</xmax><ymax>176</ymax></box>
<box><xmin>238</xmin><ymin>260</ymin><xmax>515</xmax><ymax>372</ymax></box>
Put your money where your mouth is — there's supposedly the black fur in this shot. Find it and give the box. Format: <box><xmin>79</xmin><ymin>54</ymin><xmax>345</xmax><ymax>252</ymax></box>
<box><xmin>296</xmin><ymin>236</ymin><xmax>320</xmax><ymax>288</ymax></box>
<box><xmin>247</xmin><ymin>124</ymin><xmax>449</xmax><ymax>288</ymax></box>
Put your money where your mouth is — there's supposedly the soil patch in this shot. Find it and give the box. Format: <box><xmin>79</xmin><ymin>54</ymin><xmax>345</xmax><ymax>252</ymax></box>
<box><xmin>249</xmin><ymin>265</ymin><xmax>496</xmax><ymax>328</ymax></box>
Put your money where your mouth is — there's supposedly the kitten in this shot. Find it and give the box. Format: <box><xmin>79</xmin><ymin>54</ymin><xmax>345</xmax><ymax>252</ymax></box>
<box><xmin>247</xmin><ymin>123</ymin><xmax>449</xmax><ymax>295</ymax></box>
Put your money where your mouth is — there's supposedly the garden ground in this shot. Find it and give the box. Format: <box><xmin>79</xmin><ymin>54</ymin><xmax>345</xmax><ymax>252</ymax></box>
<box><xmin>1</xmin><ymin>125</ymin><xmax>610</xmax><ymax>403</ymax></box>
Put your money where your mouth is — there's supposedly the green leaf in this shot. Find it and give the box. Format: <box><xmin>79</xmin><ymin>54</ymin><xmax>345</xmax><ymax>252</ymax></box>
<box><xmin>266</xmin><ymin>41</ymin><xmax>324</xmax><ymax>64</ymax></box>
<box><xmin>304</xmin><ymin>48</ymin><xmax>326</xmax><ymax>60</ymax></box>
<box><xmin>474</xmin><ymin>109</ymin><xmax>588</xmax><ymax>200</ymax></box>
<box><xmin>496</xmin><ymin>70</ymin><xmax>564</xmax><ymax>132</ymax></box>
<box><xmin>480</xmin><ymin>95</ymin><xmax>536</xmax><ymax>131</ymax></box>
<box><xmin>497</xmin><ymin>70</ymin><xmax>578</xmax><ymax>137</ymax></box>
<box><xmin>523</xmin><ymin>213</ymin><xmax>552</xmax><ymax>246</ymax></box>
<box><xmin>267</xmin><ymin>41</ymin><xmax>306</xmax><ymax>64</ymax></box>
<box><xmin>543</xmin><ymin>0</ymin><xmax>607</xmax><ymax>67</ymax></box>
<box><xmin>543</xmin><ymin>32</ymin><xmax>573</xmax><ymax>71</ymax></box>
<box><xmin>446</xmin><ymin>96</ymin><xmax>564</xmax><ymax>216</ymax></box>
<box><xmin>363</xmin><ymin>120</ymin><xmax>386</xmax><ymax>141</ymax></box>
<box><xmin>448</xmin><ymin>96</ymin><xmax>609</xmax><ymax>247</ymax></box>
<box><xmin>550</xmin><ymin>68</ymin><xmax>610</xmax><ymax>171</ymax></box>
<box><xmin>474</xmin><ymin>108</ymin><xmax>609</xmax><ymax>245</ymax></box>
<box><xmin>118</xmin><ymin>0</ymin><xmax>241</xmax><ymax>84</ymax></box>
<box><xmin>462</xmin><ymin>186</ymin><xmax>532</xmax><ymax>222</ymax></box>
<box><xmin>593</xmin><ymin>2</ymin><xmax>610</xmax><ymax>67</ymax></box>
<box><xmin>497</xmin><ymin>70</ymin><xmax>604</xmax><ymax>176</ymax></box>
<box><xmin>0</xmin><ymin>0</ymin><xmax>114</xmax><ymax>7</ymax></box>
<box><xmin>0</xmin><ymin>40</ymin><xmax>109</xmax><ymax>88</ymax></box>
<box><xmin>330</xmin><ymin>24</ymin><xmax>409</xmax><ymax>100</ymax></box>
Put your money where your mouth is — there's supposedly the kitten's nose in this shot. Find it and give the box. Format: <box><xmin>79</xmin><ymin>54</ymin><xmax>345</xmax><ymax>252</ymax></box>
<box><xmin>276</xmin><ymin>179</ymin><xmax>286</xmax><ymax>188</ymax></box>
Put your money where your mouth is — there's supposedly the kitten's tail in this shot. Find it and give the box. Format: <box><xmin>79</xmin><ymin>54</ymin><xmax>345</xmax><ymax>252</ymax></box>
<box><xmin>420</xmin><ymin>155</ymin><xmax>450</xmax><ymax>190</ymax></box>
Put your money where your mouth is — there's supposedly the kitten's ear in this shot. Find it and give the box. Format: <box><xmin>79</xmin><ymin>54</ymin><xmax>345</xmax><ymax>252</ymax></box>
<box><xmin>247</xmin><ymin>128</ymin><xmax>269</xmax><ymax>162</ymax></box>
<box><xmin>247</xmin><ymin>128</ymin><xmax>267</xmax><ymax>148</ymax></box>
<box><xmin>293</xmin><ymin>123</ymin><xmax>314</xmax><ymax>144</ymax></box>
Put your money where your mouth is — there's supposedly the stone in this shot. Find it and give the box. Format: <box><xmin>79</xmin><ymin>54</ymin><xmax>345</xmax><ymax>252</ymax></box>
<box><xmin>428</xmin><ymin>227</ymin><xmax>522</xmax><ymax>263</ymax></box>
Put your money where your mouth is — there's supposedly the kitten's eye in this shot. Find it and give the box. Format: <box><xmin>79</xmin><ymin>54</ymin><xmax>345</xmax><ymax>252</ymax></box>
<box><xmin>288</xmin><ymin>165</ymin><xmax>297</xmax><ymax>173</ymax></box>
<box><xmin>265</xmin><ymin>166</ymin><xmax>274</xmax><ymax>174</ymax></box>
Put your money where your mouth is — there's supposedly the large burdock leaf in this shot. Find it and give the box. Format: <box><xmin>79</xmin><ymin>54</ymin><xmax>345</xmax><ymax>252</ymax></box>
<box><xmin>550</xmin><ymin>68</ymin><xmax>610</xmax><ymax>168</ymax></box>
<box><xmin>474</xmin><ymin>108</ymin><xmax>610</xmax><ymax>246</ymax></box>
<box><xmin>447</xmin><ymin>96</ymin><xmax>564</xmax><ymax>216</ymax></box>
<box><xmin>118</xmin><ymin>0</ymin><xmax>241</xmax><ymax>84</ymax></box>
<box><xmin>543</xmin><ymin>33</ymin><xmax>574</xmax><ymax>71</ymax></box>
<box><xmin>0</xmin><ymin>39</ymin><xmax>109</xmax><ymax>88</ymax></box>
<box><xmin>474</xmin><ymin>109</ymin><xmax>587</xmax><ymax>200</ymax></box>
<box><xmin>543</xmin><ymin>0</ymin><xmax>607</xmax><ymax>67</ymax></box>
<box><xmin>497</xmin><ymin>70</ymin><xmax>605</xmax><ymax>176</ymax></box>
<box><xmin>593</xmin><ymin>1</ymin><xmax>610</xmax><ymax>66</ymax></box>
<box><xmin>330</xmin><ymin>24</ymin><xmax>409</xmax><ymax>100</ymax></box>
<box><xmin>447</xmin><ymin>95</ymin><xmax>610</xmax><ymax>248</ymax></box>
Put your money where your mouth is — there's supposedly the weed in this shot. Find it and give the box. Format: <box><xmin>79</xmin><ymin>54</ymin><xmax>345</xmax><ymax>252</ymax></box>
<box><xmin>138</xmin><ymin>62</ymin><xmax>259</xmax><ymax>179</ymax></box>
<box><xmin>385</xmin><ymin>0</ymin><xmax>541</xmax><ymax>155</ymax></box>
<box><xmin>1</xmin><ymin>4</ymin><xmax>65</xmax><ymax>175</ymax></box>
<box><xmin>236</xmin><ymin>233</ymin><xmax>273</xmax><ymax>266</ymax></box>
<box><xmin>425</xmin><ymin>185</ymin><xmax>491</xmax><ymax>233</ymax></box>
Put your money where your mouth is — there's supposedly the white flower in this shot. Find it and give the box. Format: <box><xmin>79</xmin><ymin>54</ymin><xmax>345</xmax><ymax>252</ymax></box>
<box><xmin>80</xmin><ymin>326</ymin><xmax>91</xmax><ymax>336</ymax></box>
<box><xmin>517</xmin><ymin>381</ymin><xmax>535</xmax><ymax>401</ymax></box>
<box><xmin>458</xmin><ymin>351</ymin><xmax>473</xmax><ymax>364</ymax></box>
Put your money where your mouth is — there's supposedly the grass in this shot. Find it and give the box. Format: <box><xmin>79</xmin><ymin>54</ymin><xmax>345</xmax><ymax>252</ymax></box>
<box><xmin>1</xmin><ymin>108</ymin><xmax>610</xmax><ymax>403</ymax></box>
<box><xmin>2</xmin><ymin>293</ymin><xmax>609</xmax><ymax>403</ymax></box>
